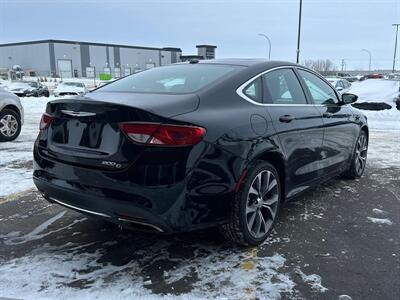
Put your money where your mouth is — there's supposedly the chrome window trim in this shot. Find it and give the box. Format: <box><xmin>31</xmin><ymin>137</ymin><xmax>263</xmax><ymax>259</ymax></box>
<box><xmin>236</xmin><ymin>65</ymin><xmax>339</xmax><ymax>107</ymax></box>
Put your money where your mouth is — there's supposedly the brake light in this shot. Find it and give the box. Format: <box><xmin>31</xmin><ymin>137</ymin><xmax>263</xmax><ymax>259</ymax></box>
<box><xmin>119</xmin><ymin>123</ymin><xmax>206</xmax><ymax>146</ymax></box>
<box><xmin>39</xmin><ymin>113</ymin><xmax>54</xmax><ymax>130</ymax></box>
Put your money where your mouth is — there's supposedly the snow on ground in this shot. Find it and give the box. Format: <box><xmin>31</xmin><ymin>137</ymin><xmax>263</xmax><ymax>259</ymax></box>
<box><xmin>0</xmin><ymin>96</ymin><xmax>50</xmax><ymax>197</ymax></box>
<box><xmin>366</xmin><ymin>207</ymin><xmax>394</xmax><ymax>226</ymax></box>
<box><xmin>367</xmin><ymin>131</ymin><xmax>400</xmax><ymax>169</ymax></box>
<box><xmin>2</xmin><ymin>77</ymin><xmax>112</xmax><ymax>93</ymax></box>
<box><xmin>367</xmin><ymin>217</ymin><xmax>393</xmax><ymax>225</ymax></box>
<box><xmin>0</xmin><ymin>210</ymin><xmax>298</xmax><ymax>300</ymax></box>
<box><xmin>295</xmin><ymin>268</ymin><xmax>328</xmax><ymax>292</ymax></box>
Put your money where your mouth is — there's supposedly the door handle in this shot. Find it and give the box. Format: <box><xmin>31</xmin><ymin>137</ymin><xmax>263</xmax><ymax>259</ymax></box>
<box><xmin>323</xmin><ymin>112</ymin><xmax>333</xmax><ymax>118</ymax></box>
<box><xmin>279</xmin><ymin>115</ymin><xmax>295</xmax><ymax>123</ymax></box>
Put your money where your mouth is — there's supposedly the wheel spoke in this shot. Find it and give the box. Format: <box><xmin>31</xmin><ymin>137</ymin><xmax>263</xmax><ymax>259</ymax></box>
<box><xmin>254</xmin><ymin>210</ymin><xmax>263</xmax><ymax>236</ymax></box>
<box><xmin>358</xmin><ymin>157</ymin><xmax>365</xmax><ymax>168</ymax></box>
<box><xmin>263</xmin><ymin>194</ymin><xmax>279</xmax><ymax>206</ymax></box>
<box><xmin>246</xmin><ymin>204</ymin><xmax>257</xmax><ymax>214</ymax></box>
<box><xmin>249</xmin><ymin>185</ymin><xmax>258</xmax><ymax>196</ymax></box>
<box><xmin>263</xmin><ymin>179</ymin><xmax>277</xmax><ymax>196</ymax></box>
<box><xmin>255</xmin><ymin>173</ymin><xmax>262</xmax><ymax>194</ymax></box>
<box><xmin>247</xmin><ymin>211</ymin><xmax>257</xmax><ymax>230</ymax></box>
<box><xmin>261</xmin><ymin>171</ymin><xmax>270</xmax><ymax>194</ymax></box>
<box><xmin>263</xmin><ymin>205</ymin><xmax>276</xmax><ymax>219</ymax></box>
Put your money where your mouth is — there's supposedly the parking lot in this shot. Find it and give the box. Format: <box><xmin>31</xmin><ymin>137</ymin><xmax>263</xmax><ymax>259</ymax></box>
<box><xmin>0</xmin><ymin>129</ymin><xmax>399</xmax><ymax>300</ymax></box>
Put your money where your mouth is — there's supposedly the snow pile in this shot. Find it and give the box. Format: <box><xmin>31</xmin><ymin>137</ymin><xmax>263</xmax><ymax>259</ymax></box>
<box><xmin>349</xmin><ymin>79</ymin><xmax>399</xmax><ymax>106</ymax></box>
<box><xmin>349</xmin><ymin>79</ymin><xmax>400</xmax><ymax>131</ymax></box>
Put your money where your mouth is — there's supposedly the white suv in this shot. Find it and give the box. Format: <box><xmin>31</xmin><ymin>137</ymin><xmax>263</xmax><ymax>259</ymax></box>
<box><xmin>0</xmin><ymin>87</ymin><xmax>24</xmax><ymax>141</ymax></box>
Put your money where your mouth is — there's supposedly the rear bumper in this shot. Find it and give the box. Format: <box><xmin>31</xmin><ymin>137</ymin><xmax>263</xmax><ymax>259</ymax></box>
<box><xmin>34</xmin><ymin>177</ymin><xmax>172</xmax><ymax>233</ymax></box>
<box><xmin>33</xmin><ymin>141</ymin><xmax>241</xmax><ymax>233</ymax></box>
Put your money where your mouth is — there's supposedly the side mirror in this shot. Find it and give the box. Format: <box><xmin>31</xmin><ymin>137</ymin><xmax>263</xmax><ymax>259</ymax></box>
<box><xmin>341</xmin><ymin>93</ymin><xmax>358</xmax><ymax>104</ymax></box>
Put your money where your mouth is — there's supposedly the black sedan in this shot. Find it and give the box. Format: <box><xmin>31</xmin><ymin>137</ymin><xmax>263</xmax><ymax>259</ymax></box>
<box><xmin>33</xmin><ymin>59</ymin><xmax>368</xmax><ymax>246</ymax></box>
<box><xmin>9</xmin><ymin>81</ymin><xmax>49</xmax><ymax>97</ymax></box>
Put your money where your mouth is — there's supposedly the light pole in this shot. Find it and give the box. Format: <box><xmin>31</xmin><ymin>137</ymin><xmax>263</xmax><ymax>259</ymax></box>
<box><xmin>392</xmin><ymin>23</ymin><xmax>400</xmax><ymax>73</ymax></box>
<box><xmin>258</xmin><ymin>33</ymin><xmax>271</xmax><ymax>60</ymax></box>
<box><xmin>296</xmin><ymin>0</ymin><xmax>303</xmax><ymax>64</ymax></box>
<box><xmin>360</xmin><ymin>49</ymin><xmax>372</xmax><ymax>72</ymax></box>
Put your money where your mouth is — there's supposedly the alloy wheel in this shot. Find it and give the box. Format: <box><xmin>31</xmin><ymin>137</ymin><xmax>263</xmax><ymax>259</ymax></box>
<box><xmin>355</xmin><ymin>134</ymin><xmax>368</xmax><ymax>175</ymax></box>
<box><xmin>246</xmin><ymin>170</ymin><xmax>279</xmax><ymax>238</ymax></box>
<box><xmin>0</xmin><ymin>114</ymin><xmax>19</xmax><ymax>137</ymax></box>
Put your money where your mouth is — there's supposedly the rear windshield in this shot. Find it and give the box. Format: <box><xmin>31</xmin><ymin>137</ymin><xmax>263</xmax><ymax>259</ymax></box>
<box><xmin>98</xmin><ymin>64</ymin><xmax>243</xmax><ymax>94</ymax></box>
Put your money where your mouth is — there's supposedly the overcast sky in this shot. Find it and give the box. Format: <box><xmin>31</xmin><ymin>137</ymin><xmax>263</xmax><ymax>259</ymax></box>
<box><xmin>0</xmin><ymin>0</ymin><xmax>399</xmax><ymax>70</ymax></box>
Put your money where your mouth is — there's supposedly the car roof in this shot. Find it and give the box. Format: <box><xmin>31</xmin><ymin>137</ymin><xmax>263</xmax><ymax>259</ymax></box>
<box><xmin>196</xmin><ymin>58</ymin><xmax>298</xmax><ymax>68</ymax></box>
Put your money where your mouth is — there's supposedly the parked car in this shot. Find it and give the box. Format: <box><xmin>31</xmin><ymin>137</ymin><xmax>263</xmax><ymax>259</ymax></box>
<box><xmin>360</xmin><ymin>73</ymin><xmax>384</xmax><ymax>81</ymax></box>
<box><xmin>53</xmin><ymin>81</ymin><xmax>88</xmax><ymax>97</ymax></box>
<box><xmin>341</xmin><ymin>76</ymin><xmax>359</xmax><ymax>83</ymax></box>
<box><xmin>326</xmin><ymin>77</ymin><xmax>352</xmax><ymax>93</ymax></box>
<box><xmin>33</xmin><ymin>59</ymin><xmax>368</xmax><ymax>246</ymax></box>
<box><xmin>386</xmin><ymin>73</ymin><xmax>400</xmax><ymax>80</ymax></box>
<box><xmin>0</xmin><ymin>87</ymin><xmax>24</xmax><ymax>141</ymax></box>
<box><xmin>8</xmin><ymin>81</ymin><xmax>49</xmax><ymax>97</ymax></box>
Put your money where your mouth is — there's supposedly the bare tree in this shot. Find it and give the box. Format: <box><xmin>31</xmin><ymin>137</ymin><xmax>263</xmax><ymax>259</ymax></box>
<box><xmin>302</xmin><ymin>59</ymin><xmax>337</xmax><ymax>75</ymax></box>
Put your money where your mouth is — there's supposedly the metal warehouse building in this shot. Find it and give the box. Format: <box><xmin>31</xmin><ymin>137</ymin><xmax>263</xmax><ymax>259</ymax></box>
<box><xmin>0</xmin><ymin>39</ymin><xmax>216</xmax><ymax>78</ymax></box>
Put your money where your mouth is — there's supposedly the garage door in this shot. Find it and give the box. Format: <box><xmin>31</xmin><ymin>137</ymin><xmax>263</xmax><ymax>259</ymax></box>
<box><xmin>57</xmin><ymin>59</ymin><xmax>73</xmax><ymax>78</ymax></box>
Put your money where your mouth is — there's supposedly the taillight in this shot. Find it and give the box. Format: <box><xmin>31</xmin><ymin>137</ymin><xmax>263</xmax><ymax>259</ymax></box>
<box><xmin>119</xmin><ymin>123</ymin><xmax>206</xmax><ymax>146</ymax></box>
<box><xmin>39</xmin><ymin>113</ymin><xmax>54</xmax><ymax>130</ymax></box>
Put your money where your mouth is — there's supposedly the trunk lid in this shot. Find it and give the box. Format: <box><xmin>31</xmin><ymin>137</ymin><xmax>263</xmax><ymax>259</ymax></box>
<box><xmin>40</xmin><ymin>95</ymin><xmax>196</xmax><ymax>170</ymax></box>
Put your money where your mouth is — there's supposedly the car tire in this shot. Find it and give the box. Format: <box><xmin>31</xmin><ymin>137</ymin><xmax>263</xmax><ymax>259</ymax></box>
<box><xmin>44</xmin><ymin>91</ymin><xmax>50</xmax><ymax>97</ymax></box>
<box><xmin>341</xmin><ymin>130</ymin><xmax>368</xmax><ymax>179</ymax></box>
<box><xmin>220</xmin><ymin>161</ymin><xmax>281</xmax><ymax>246</ymax></box>
<box><xmin>0</xmin><ymin>109</ymin><xmax>22</xmax><ymax>142</ymax></box>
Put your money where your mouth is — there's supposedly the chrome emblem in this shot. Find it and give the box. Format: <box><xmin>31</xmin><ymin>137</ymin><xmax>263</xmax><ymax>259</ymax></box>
<box><xmin>61</xmin><ymin>110</ymin><xmax>96</xmax><ymax>117</ymax></box>
<box><xmin>101</xmin><ymin>161</ymin><xmax>122</xmax><ymax>168</ymax></box>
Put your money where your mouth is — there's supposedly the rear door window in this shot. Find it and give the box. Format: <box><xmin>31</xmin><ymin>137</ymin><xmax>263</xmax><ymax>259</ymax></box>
<box><xmin>262</xmin><ymin>68</ymin><xmax>307</xmax><ymax>104</ymax></box>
